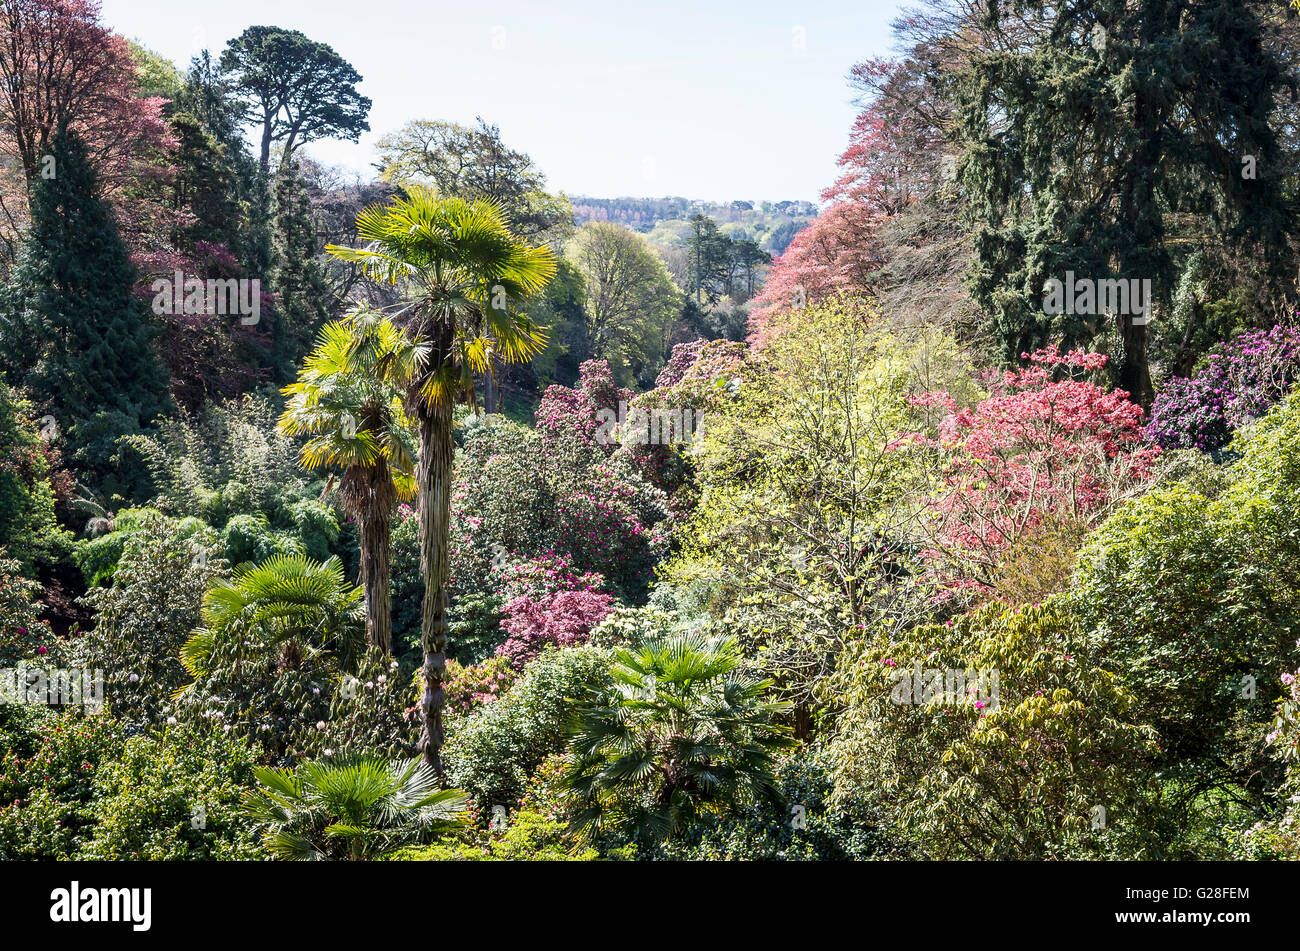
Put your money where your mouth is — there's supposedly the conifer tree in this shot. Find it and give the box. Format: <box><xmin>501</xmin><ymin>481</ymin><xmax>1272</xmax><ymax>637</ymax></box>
<box><xmin>0</xmin><ymin>129</ymin><xmax>170</xmax><ymax>477</ymax></box>
<box><xmin>268</xmin><ymin>160</ymin><xmax>330</xmax><ymax>380</ymax></box>
<box><xmin>958</xmin><ymin>0</ymin><xmax>1296</xmax><ymax>407</ymax></box>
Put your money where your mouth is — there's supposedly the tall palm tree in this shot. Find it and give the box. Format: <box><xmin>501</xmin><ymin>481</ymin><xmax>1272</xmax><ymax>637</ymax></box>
<box><xmin>327</xmin><ymin>187</ymin><xmax>556</xmax><ymax>773</ymax></box>
<box><xmin>278</xmin><ymin>307</ymin><xmax>421</xmax><ymax>654</ymax></box>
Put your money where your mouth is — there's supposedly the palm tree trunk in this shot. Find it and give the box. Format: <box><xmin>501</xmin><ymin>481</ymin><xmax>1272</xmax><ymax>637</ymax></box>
<box><xmin>359</xmin><ymin>493</ymin><xmax>393</xmax><ymax>655</ymax></box>
<box><xmin>416</xmin><ymin>398</ymin><xmax>455</xmax><ymax>776</ymax></box>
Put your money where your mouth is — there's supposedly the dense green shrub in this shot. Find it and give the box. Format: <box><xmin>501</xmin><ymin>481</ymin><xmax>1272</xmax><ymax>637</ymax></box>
<box><xmin>0</xmin><ymin>385</ymin><xmax>72</xmax><ymax>574</ymax></box>
<box><xmin>76</xmin><ymin>724</ymin><xmax>264</xmax><ymax>860</ymax></box>
<box><xmin>0</xmin><ymin>707</ymin><xmax>264</xmax><ymax>860</ymax></box>
<box><xmin>0</xmin><ymin>708</ymin><xmax>117</xmax><ymax>859</ymax></box>
<box><xmin>647</xmin><ymin>746</ymin><xmax>912</xmax><ymax>861</ymax></box>
<box><xmin>1072</xmin><ymin>390</ymin><xmax>1300</xmax><ymax>785</ymax></box>
<box><xmin>74</xmin><ymin>511</ymin><xmax>225</xmax><ymax>726</ymax></box>
<box><xmin>827</xmin><ymin>600</ymin><xmax>1159</xmax><ymax>859</ymax></box>
<box><xmin>445</xmin><ymin>644</ymin><xmax>612</xmax><ymax>811</ymax></box>
<box><xmin>0</xmin><ymin>556</ymin><xmax>59</xmax><ymax>666</ymax></box>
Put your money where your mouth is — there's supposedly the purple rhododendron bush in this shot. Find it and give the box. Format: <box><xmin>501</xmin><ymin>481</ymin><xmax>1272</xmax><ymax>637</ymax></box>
<box><xmin>1146</xmin><ymin>325</ymin><xmax>1300</xmax><ymax>452</ymax></box>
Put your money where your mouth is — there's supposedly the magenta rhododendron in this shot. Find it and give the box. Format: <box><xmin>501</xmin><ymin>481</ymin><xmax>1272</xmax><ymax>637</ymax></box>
<box><xmin>1146</xmin><ymin>325</ymin><xmax>1300</xmax><ymax>452</ymax></box>
<box><xmin>495</xmin><ymin>588</ymin><xmax>616</xmax><ymax>669</ymax></box>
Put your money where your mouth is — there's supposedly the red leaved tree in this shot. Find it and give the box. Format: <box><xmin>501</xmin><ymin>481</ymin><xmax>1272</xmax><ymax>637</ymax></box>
<box><xmin>0</xmin><ymin>0</ymin><xmax>173</xmax><ymax>262</ymax></box>
<box><xmin>748</xmin><ymin>59</ymin><xmax>939</xmax><ymax>343</ymax></box>
<box><xmin>903</xmin><ymin>348</ymin><xmax>1160</xmax><ymax>596</ymax></box>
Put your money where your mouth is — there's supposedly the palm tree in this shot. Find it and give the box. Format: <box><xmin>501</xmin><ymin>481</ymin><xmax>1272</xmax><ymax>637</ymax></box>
<box><xmin>178</xmin><ymin>553</ymin><xmax>366</xmax><ymax>691</ymax></box>
<box><xmin>327</xmin><ymin>187</ymin><xmax>556</xmax><ymax>774</ymax></box>
<box><xmin>564</xmin><ymin>632</ymin><xmax>796</xmax><ymax>847</ymax></box>
<box><xmin>278</xmin><ymin>307</ymin><xmax>421</xmax><ymax>653</ymax></box>
<box><xmin>241</xmin><ymin>753</ymin><xmax>469</xmax><ymax>860</ymax></box>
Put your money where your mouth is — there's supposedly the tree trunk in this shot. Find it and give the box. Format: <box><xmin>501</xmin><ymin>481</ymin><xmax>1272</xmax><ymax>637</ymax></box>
<box><xmin>259</xmin><ymin>119</ymin><xmax>273</xmax><ymax>174</ymax></box>
<box><xmin>358</xmin><ymin>490</ymin><xmax>393</xmax><ymax>655</ymax></box>
<box><xmin>416</xmin><ymin>397</ymin><xmax>455</xmax><ymax>776</ymax></box>
<box><xmin>1120</xmin><ymin>315</ymin><xmax>1154</xmax><ymax>409</ymax></box>
<box><xmin>482</xmin><ymin>359</ymin><xmax>497</xmax><ymax>415</ymax></box>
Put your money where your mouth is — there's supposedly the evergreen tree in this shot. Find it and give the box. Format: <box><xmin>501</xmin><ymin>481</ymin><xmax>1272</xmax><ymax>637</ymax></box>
<box><xmin>958</xmin><ymin>0</ymin><xmax>1296</xmax><ymax>407</ymax></box>
<box><xmin>0</xmin><ymin>130</ymin><xmax>170</xmax><ymax>483</ymax></box>
<box><xmin>169</xmin><ymin>111</ymin><xmax>241</xmax><ymax>252</ymax></box>
<box><xmin>178</xmin><ymin>50</ymin><xmax>273</xmax><ymax>277</ymax></box>
<box><xmin>268</xmin><ymin>161</ymin><xmax>330</xmax><ymax>380</ymax></box>
<box><xmin>685</xmin><ymin>214</ymin><xmax>735</xmax><ymax>306</ymax></box>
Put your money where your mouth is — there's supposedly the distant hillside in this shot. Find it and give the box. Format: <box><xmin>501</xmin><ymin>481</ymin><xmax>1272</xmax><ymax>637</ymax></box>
<box><xmin>569</xmin><ymin>196</ymin><xmax>817</xmax><ymax>255</ymax></box>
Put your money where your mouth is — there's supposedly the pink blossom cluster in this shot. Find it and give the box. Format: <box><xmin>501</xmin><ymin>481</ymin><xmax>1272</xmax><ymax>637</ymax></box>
<box><xmin>495</xmin><ymin>588</ymin><xmax>616</xmax><ymax>669</ymax></box>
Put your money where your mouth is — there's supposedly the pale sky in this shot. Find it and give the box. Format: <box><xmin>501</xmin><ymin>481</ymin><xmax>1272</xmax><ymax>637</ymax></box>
<box><xmin>100</xmin><ymin>0</ymin><xmax>899</xmax><ymax>204</ymax></box>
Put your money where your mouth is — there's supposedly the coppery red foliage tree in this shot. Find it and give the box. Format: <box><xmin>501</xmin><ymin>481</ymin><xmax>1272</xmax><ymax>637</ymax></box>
<box><xmin>0</xmin><ymin>0</ymin><xmax>174</xmax><ymax>265</ymax></box>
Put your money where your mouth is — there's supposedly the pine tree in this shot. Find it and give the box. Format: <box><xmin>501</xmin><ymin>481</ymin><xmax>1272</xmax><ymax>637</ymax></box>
<box><xmin>958</xmin><ymin>0</ymin><xmax>1296</xmax><ymax>407</ymax></box>
<box><xmin>0</xmin><ymin>130</ymin><xmax>171</xmax><ymax>476</ymax></box>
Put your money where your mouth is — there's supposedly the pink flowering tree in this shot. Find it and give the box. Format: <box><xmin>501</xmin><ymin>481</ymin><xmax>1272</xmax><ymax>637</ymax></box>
<box><xmin>530</xmin><ymin>361</ymin><xmax>673</xmax><ymax>599</ymax></box>
<box><xmin>905</xmin><ymin>348</ymin><xmax>1159</xmax><ymax>594</ymax></box>
<box><xmin>747</xmin><ymin>59</ymin><xmax>937</xmax><ymax>344</ymax></box>
<box><xmin>487</xmin><ymin>553</ymin><xmax>616</xmax><ymax>671</ymax></box>
<box><xmin>536</xmin><ymin>358</ymin><xmax>631</xmax><ymax>460</ymax></box>
<box><xmin>495</xmin><ymin>587</ymin><xmax>616</xmax><ymax>669</ymax></box>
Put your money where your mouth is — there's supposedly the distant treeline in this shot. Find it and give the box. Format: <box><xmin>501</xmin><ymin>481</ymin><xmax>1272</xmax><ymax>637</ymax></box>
<box><xmin>570</xmin><ymin>196</ymin><xmax>816</xmax><ymax>254</ymax></box>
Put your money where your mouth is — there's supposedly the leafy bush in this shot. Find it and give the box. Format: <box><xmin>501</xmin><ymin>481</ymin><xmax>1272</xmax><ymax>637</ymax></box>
<box><xmin>75</xmin><ymin>723</ymin><xmax>264</xmax><ymax>860</ymax></box>
<box><xmin>0</xmin><ymin>711</ymin><xmax>256</xmax><ymax>859</ymax></box>
<box><xmin>826</xmin><ymin>600</ymin><xmax>1159</xmax><ymax>859</ymax></box>
<box><xmin>1073</xmin><ymin>388</ymin><xmax>1300</xmax><ymax>775</ymax></box>
<box><xmin>1146</xmin><ymin>325</ymin><xmax>1300</xmax><ymax>453</ymax></box>
<box><xmin>0</xmin><ymin>556</ymin><xmax>58</xmax><ymax>666</ymax></box>
<box><xmin>445</xmin><ymin>645</ymin><xmax>612</xmax><ymax>812</ymax></box>
<box><xmin>0</xmin><ymin>708</ymin><xmax>121</xmax><ymax>859</ymax></box>
<box><xmin>74</xmin><ymin>511</ymin><xmax>225</xmax><ymax>725</ymax></box>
